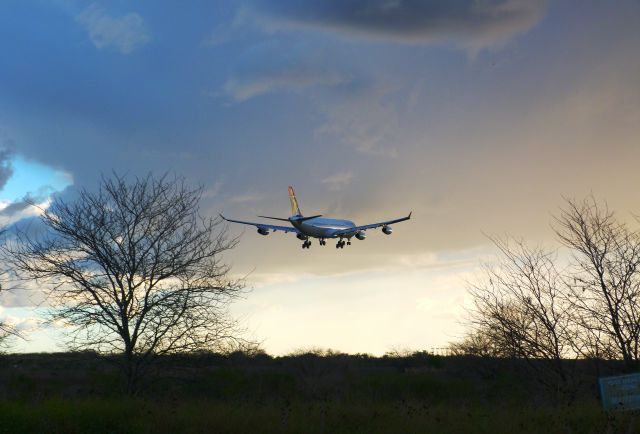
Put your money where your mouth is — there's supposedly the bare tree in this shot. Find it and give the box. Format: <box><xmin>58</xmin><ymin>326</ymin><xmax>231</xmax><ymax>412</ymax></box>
<box><xmin>0</xmin><ymin>319</ymin><xmax>17</xmax><ymax>351</ymax></box>
<box><xmin>1</xmin><ymin>173</ymin><xmax>245</xmax><ymax>393</ymax></box>
<box><xmin>554</xmin><ymin>196</ymin><xmax>640</xmax><ymax>371</ymax></box>
<box><xmin>465</xmin><ymin>237</ymin><xmax>576</xmax><ymax>394</ymax></box>
<box><xmin>460</xmin><ymin>195</ymin><xmax>640</xmax><ymax>393</ymax></box>
<box><xmin>0</xmin><ymin>249</ymin><xmax>22</xmax><ymax>350</ymax></box>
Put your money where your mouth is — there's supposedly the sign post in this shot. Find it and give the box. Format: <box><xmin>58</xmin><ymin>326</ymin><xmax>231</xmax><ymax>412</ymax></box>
<box><xmin>599</xmin><ymin>373</ymin><xmax>640</xmax><ymax>411</ymax></box>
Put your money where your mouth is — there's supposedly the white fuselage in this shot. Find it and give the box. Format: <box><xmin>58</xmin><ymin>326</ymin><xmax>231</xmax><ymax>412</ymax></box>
<box><xmin>291</xmin><ymin>217</ymin><xmax>356</xmax><ymax>239</ymax></box>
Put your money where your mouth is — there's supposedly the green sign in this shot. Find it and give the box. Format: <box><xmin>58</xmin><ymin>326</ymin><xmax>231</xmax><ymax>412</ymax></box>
<box><xmin>599</xmin><ymin>373</ymin><xmax>640</xmax><ymax>411</ymax></box>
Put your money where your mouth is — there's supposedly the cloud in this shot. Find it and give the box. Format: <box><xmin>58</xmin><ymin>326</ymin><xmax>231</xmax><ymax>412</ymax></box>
<box><xmin>321</xmin><ymin>171</ymin><xmax>353</xmax><ymax>191</ymax></box>
<box><xmin>0</xmin><ymin>197</ymin><xmax>33</xmax><ymax>217</ymax></box>
<box><xmin>223</xmin><ymin>41</ymin><xmax>350</xmax><ymax>101</ymax></box>
<box><xmin>224</xmin><ymin>68</ymin><xmax>348</xmax><ymax>102</ymax></box>
<box><xmin>0</xmin><ymin>149</ymin><xmax>13</xmax><ymax>190</ymax></box>
<box><xmin>313</xmin><ymin>78</ymin><xmax>400</xmax><ymax>157</ymax></box>
<box><xmin>230</xmin><ymin>192</ymin><xmax>263</xmax><ymax>203</ymax></box>
<box><xmin>202</xmin><ymin>181</ymin><xmax>224</xmax><ymax>199</ymax></box>
<box><xmin>76</xmin><ymin>4</ymin><xmax>151</xmax><ymax>54</ymax></box>
<box><xmin>0</xmin><ymin>181</ymin><xmax>60</xmax><ymax>227</ymax></box>
<box><xmin>250</xmin><ymin>0</ymin><xmax>548</xmax><ymax>50</ymax></box>
<box><xmin>223</xmin><ymin>39</ymin><xmax>400</xmax><ymax>156</ymax></box>
<box><xmin>0</xmin><ymin>306</ymin><xmax>40</xmax><ymax>336</ymax></box>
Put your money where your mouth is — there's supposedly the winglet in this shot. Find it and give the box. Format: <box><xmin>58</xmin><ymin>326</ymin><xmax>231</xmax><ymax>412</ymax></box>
<box><xmin>408</xmin><ymin>211</ymin><xmax>412</xmax><ymax>219</ymax></box>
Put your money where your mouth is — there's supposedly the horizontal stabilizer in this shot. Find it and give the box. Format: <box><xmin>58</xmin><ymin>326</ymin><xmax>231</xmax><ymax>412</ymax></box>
<box><xmin>296</xmin><ymin>214</ymin><xmax>322</xmax><ymax>222</ymax></box>
<box><xmin>258</xmin><ymin>216</ymin><xmax>291</xmax><ymax>222</ymax></box>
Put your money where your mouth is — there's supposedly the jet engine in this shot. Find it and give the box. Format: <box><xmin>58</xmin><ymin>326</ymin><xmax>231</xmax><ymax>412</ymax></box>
<box><xmin>355</xmin><ymin>231</ymin><xmax>366</xmax><ymax>240</ymax></box>
<box><xmin>382</xmin><ymin>226</ymin><xmax>393</xmax><ymax>235</ymax></box>
<box><xmin>296</xmin><ymin>233</ymin><xmax>308</xmax><ymax>241</ymax></box>
<box><xmin>257</xmin><ymin>228</ymin><xmax>269</xmax><ymax>236</ymax></box>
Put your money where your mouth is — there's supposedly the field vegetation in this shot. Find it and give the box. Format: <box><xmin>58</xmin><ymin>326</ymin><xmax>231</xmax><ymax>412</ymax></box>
<box><xmin>0</xmin><ymin>350</ymin><xmax>638</xmax><ymax>433</ymax></box>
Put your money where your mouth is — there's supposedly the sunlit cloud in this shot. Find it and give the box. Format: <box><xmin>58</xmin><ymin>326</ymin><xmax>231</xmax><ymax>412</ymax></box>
<box><xmin>0</xmin><ymin>306</ymin><xmax>39</xmax><ymax>334</ymax></box>
<box><xmin>233</xmin><ymin>249</ymin><xmax>486</xmax><ymax>355</ymax></box>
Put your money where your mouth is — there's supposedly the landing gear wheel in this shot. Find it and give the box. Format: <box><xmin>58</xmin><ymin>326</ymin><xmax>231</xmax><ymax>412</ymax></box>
<box><xmin>347</xmin><ymin>241</ymin><xmax>351</xmax><ymax>245</ymax></box>
<box><xmin>302</xmin><ymin>240</ymin><xmax>311</xmax><ymax>249</ymax></box>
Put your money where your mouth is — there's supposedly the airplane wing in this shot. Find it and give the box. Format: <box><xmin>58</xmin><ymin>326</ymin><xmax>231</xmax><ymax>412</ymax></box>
<box><xmin>220</xmin><ymin>214</ymin><xmax>300</xmax><ymax>234</ymax></box>
<box><xmin>333</xmin><ymin>212</ymin><xmax>412</xmax><ymax>236</ymax></box>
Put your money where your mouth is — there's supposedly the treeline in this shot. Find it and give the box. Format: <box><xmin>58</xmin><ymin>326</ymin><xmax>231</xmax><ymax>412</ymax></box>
<box><xmin>0</xmin><ymin>349</ymin><xmax>618</xmax><ymax>403</ymax></box>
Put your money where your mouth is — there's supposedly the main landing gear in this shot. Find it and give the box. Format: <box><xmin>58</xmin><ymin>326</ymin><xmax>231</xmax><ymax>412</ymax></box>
<box><xmin>335</xmin><ymin>237</ymin><xmax>352</xmax><ymax>248</ymax></box>
<box><xmin>304</xmin><ymin>238</ymin><xmax>351</xmax><ymax>249</ymax></box>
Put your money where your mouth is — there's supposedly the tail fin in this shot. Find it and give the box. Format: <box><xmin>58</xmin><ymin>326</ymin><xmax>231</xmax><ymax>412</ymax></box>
<box><xmin>288</xmin><ymin>186</ymin><xmax>302</xmax><ymax>216</ymax></box>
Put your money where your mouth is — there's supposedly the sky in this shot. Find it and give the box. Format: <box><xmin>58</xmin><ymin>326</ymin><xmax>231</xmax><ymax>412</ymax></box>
<box><xmin>0</xmin><ymin>0</ymin><xmax>639</xmax><ymax>354</ymax></box>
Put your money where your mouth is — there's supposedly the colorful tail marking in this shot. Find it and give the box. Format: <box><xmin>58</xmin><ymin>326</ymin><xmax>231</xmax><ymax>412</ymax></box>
<box><xmin>288</xmin><ymin>186</ymin><xmax>302</xmax><ymax>216</ymax></box>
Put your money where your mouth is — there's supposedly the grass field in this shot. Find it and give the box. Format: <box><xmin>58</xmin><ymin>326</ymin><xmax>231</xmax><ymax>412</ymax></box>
<box><xmin>1</xmin><ymin>399</ymin><xmax>638</xmax><ymax>434</ymax></box>
<box><xmin>0</xmin><ymin>352</ymin><xmax>638</xmax><ymax>433</ymax></box>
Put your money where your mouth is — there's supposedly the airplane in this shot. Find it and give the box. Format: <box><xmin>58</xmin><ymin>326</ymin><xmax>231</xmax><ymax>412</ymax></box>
<box><xmin>221</xmin><ymin>186</ymin><xmax>411</xmax><ymax>249</ymax></box>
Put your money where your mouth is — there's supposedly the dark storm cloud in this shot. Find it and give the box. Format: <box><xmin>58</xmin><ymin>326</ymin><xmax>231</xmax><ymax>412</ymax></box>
<box><xmin>250</xmin><ymin>0</ymin><xmax>548</xmax><ymax>48</ymax></box>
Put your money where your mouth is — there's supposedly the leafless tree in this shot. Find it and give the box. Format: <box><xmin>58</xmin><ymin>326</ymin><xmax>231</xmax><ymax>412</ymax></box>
<box><xmin>460</xmin><ymin>196</ymin><xmax>640</xmax><ymax>394</ymax></box>
<box><xmin>0</xmin><ymin>243</ymin><xmax>22</xmax><ymax>350</ymax></box>
<box><xmin>1</xmin><ymin>173</ymin><xmax>246</xmax><ymax>393</ymax></box>
<box><xmin>465</xmin><ymin>237</ymin><xmax>576</xmax><ymax>394</ymax></box>
<box><xmin>554</xmin><ymin>196</ymin><xmax>640</xmax><ymax>371</ymax></box>
<box><xmin>0</xmin><ymin>321</ymin><xmax>17</xmax><ymax>351</ymax></box>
